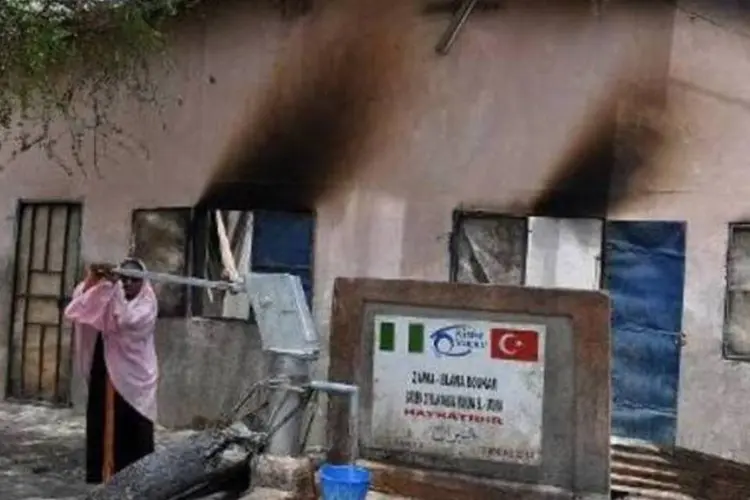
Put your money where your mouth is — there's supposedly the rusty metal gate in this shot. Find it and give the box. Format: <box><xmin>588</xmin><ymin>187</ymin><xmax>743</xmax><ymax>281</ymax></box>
<box><xmin>7</xmin><ymin>202</ymin><xmax>82</xmax><ymax>404</ymax></box>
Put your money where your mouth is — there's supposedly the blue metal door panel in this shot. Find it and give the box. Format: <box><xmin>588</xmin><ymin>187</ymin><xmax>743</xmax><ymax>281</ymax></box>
<box><xmin>605</xmin><ymin>221</ymin><xmax>686</xmax><ymax>445</ymax></box>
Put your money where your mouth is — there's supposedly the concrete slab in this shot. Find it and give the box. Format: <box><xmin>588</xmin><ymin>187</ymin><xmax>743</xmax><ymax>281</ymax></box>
<box><xmin>239</xmin><ymin>487</ymin><xmax>295</xmax><ymax>499</ymax></box>
<box><xmin>239</xmin><ymin>488</ymin><xmax>411</xmax><ymax>499</ymax></box>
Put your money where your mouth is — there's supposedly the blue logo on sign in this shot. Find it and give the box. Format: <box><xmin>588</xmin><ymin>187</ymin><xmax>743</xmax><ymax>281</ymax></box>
<box><xmin>430</xmin><ymin>325</ymin><xmax>486</xmax><ymax>358</ymax></box>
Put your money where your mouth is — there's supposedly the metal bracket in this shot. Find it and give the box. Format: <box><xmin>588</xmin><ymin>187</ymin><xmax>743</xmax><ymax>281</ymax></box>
<box><xmin>245</xmin><ymin>273</ymin><xmax>320</xmax><ymax>357</ymax></box>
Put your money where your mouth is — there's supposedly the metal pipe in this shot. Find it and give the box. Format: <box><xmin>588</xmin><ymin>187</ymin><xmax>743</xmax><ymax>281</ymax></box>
<box><xmin>308</xmin><ymin>380</ymin><xmax>360</xmax><ymax>461</ymax></box>
<box><xmin>113</xmin><ymin>267</ymin><xmax>244</xmax><ymax>293</ymax></box>
<box><xmin>267</xmin><ymin>353</ymin><xmax>311</xmax><ymax>456</ymax></box>
<box><xmin>435</xmin><ymin>0</ymin><xmax>478</xmax><ymax>55</ymax></box>
<box><xmin>308</xmin><ymin>381</ymin><xmax>358</xmax><ymax>394</ymax></box>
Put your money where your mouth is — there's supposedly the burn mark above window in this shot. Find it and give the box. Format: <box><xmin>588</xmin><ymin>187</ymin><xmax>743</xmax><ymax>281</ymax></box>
<box><xmin>531</xmin><ymin>115</ymin><xmax>616</xmax><ymax>219</ymax></box>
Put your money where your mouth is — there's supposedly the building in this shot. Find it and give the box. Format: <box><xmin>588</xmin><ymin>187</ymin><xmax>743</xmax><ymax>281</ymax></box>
<box><xmin>0</xmin><ymin>0</ymin><xmax>749</xmax><ymax>461</ymax></box>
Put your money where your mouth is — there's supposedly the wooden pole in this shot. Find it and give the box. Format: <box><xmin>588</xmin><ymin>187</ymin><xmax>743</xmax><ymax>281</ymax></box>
<box><xmin>80</xmin><ymin>265</ymin><xmax>116</xmax><ymax>482</ymax></box>
<box><xmin>102</xmin><ymin>374</ymin><xmax>115</xmax><ymax>482</ymax></box>
<box><xmin>214</xmin><ymin>210</ymin><xmax>239</xmax><ymax>282</ymax></box>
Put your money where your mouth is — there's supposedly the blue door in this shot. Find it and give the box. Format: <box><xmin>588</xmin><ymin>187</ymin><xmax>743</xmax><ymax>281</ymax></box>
<box><xmin>604</xmin><ymin>221</ymin><xmax>686</xmax><ymax>445</ymax></box>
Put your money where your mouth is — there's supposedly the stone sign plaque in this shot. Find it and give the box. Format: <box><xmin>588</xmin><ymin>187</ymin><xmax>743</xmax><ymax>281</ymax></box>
<box><xmin>326</xmin><ymin>278</ymin><xmax>611</xmax><ymax>500</ymax></box>
<box><xmin>371</xmin><ymin>314</ymin><xmax>546</xmax><ymax>465</ymax></box>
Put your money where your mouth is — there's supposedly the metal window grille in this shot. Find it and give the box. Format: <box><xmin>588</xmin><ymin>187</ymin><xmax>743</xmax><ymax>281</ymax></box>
<box><xmin>7</xmin><ymin>202</ymin><xmax>82</xmax><ymax>404</ymax></box>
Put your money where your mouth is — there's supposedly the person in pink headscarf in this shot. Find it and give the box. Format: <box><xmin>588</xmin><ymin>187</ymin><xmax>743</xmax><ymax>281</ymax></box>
<box><xmin>64</xmin><ymin>257</ymin><xmax>159</xmax><ymax>483</ymax></box>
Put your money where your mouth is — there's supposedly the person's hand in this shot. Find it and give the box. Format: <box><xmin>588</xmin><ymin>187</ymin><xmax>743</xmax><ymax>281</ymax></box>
<box><xmin>83</xmin><ymin>264</ymin><xmax>103</xmax><ymax>291</ymax></box>
<box><xmin>89</xmin><ymin>263</ymin><xmax>117</xmax><ymax>282</ymax></box>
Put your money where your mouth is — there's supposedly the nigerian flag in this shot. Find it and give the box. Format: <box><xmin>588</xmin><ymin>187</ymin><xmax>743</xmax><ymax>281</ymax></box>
<box><xmin>377</xmin><ymin>320</ymin><xmax>425</xmax><ymax>354</ymax></box>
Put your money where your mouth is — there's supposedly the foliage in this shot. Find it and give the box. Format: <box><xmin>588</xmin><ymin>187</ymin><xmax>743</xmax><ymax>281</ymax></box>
<box><xmin>0</xmin><ymin>0</ymin><xmax>190</xmax><ymax>174</ymax></box>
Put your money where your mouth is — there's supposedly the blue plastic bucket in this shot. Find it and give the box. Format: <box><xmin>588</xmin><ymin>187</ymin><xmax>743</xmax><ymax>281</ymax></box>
<box><xmin>319</xmin><ymin>463</ymin><xmax>371</xmax><ymax>500</ymax></box>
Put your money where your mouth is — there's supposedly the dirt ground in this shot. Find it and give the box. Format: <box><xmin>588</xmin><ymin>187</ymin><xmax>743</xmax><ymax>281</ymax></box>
<box><xmin>0</xmin><ymin>400</ymin><xmax>92</xmax><ymax>499</ymax></box>
<box><xmin>0</xmin><ymin>401</ymin><xmax>406</xmax><ymax>500</ymax></box>
<box><xmin>0</xmin><ymin>400</ymin><xmax>194</xmax><ymax>500</ymax></box>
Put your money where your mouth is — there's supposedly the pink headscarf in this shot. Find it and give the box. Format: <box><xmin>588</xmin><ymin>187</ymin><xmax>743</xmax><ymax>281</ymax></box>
<box><xmin>64</xmin><ymin>260</ymin><xmax>159</xmax><ymax>422</ymax></box>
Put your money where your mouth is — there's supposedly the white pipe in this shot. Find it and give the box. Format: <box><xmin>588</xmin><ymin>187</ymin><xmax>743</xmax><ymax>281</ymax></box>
<box><xmin>308</xmin><ymin>381</ymin><xmax>360</xmax><ymax>461</ymax></box>
<box><xmin>308</xmin><ymin>381</ymin><xmax>358</xmax><ymax>394</ymax></box>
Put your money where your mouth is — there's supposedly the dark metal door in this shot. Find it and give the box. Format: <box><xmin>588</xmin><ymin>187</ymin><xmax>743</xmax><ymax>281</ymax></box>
<box><xmin>7</xmin><ymin>203</ymin><xmax>82</xmax><ymax>404</ymax></box>
<box><xmin>604</xmin><ymin>220</ymin><xmax>686</xmax><ymax>445</ymax></box>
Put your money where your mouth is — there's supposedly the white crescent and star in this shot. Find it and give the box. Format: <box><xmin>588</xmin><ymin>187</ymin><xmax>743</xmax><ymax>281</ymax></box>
<box><xmin>499</xmin><ymin>334</ymin><xmax>523</xmax><ymax>355</ymax></box>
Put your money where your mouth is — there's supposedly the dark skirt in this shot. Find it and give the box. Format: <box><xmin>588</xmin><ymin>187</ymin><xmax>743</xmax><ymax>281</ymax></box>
<box><xmin>86</xmin><ymin>334</ymin><xmax>155</xmax><ymax>484</ymax></box>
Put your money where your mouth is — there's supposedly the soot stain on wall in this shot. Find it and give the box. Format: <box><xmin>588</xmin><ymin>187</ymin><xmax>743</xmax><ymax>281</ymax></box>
<box><xmin>531</xmin><ymin>81</ymin><xmax>671</xmax><ymax>218</ymax></box>
<box><xmin>531</xmin><ymin>108</ymin><xmax>618</xmax><ymax>218</ymax></box>
<box><xmin>199</xmin><ymin>1</ymin><xmax>412</xmax><ymax>211</ymax></box>
<box><xmin>530</xmin><ymin>0</ymin><xmax>675</xmax><ymax>218</ymax></box>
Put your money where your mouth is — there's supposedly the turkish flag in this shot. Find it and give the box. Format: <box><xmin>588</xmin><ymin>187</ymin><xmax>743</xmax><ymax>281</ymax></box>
<box><xmin>490</xmin><ymin>329</ymin><xmax>539</xmax><ymax>362</ymax></box>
